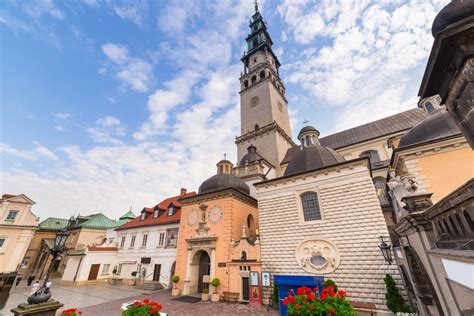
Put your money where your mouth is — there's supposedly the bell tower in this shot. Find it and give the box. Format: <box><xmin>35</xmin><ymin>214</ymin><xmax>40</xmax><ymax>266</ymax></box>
<box><xmin>235</xmin><ymin>4</ymin><xmax>295</xmax><ymax>177</ymax></box>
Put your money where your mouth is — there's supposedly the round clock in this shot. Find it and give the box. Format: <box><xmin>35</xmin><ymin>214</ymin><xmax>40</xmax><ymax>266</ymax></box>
<box><xmin>187</xmin><ymin>209</ymin><xmax>198</xmax><ymax>226</ymax></box>
<box><xmin>278</xmin><ymin>101</ymin><xmax>283</xmax><ymax>112</ymax></box>
<box><xmin>208</xmin><ymin>206</ymin><xmax>223</xmax><ymax>225</ymax></box>
<box><xmin>250</xmin><ymin>96</ymin><xmax>259</xmax><ymax>108</ymax></box>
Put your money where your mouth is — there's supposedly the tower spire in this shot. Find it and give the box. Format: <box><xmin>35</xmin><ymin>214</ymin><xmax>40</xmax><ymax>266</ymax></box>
<box><xmin>254</xmin><ymin>0</ymin><xmax>259</xmax><ymax>12</ymax></box>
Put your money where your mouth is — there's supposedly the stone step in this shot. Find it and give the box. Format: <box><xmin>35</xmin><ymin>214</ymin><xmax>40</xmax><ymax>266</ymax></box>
<box><xmin>135</xmin><ymin>282</ymin><xmax>164</xmax><ymax>291</ymax></box>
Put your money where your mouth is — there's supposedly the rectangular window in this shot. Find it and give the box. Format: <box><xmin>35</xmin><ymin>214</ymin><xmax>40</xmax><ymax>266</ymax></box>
<box><xmin>165</xmin><ymin>228</ymin><xmax>178</xmax><ymax>248</ymax></box>
<box><xmin>0</xmin><ymin>238</ymin><xmax>6</xmax><ymax>248</ymax></box>
<box><xmin>301</xmin><ymin>192</ymin><xmax>322</xmax><ymax>221</ymax></box>
<box><xmin>167</xmin><ymin>206</ymin><xmax>174</xmax><ymax>216</ymax></box>
<box><xmin>120</xmin><ymin>236</ymin><xmax>125</xmax><ymax>248</ymax></box>
<box><xmin>140</xmin><ymin>212</ymin><xmax>146</xmax><ymax>221</ymax></box>
<box><xmin>117</xmin><ymin>263</ymin><xmax>122</xmax><ymax>274</ymax></box>
<box><xmin>158</xmin><ymin>233</ymin><xmax>165</xmax><ymax>247</ymax></box>
<box><xmin>102</xmin><ymin>264</ymin><xmax>110</xmax><ymax>274</ymax></box>
<box><xmin>153</xmin><ymin>209</ymin><xmax>159</xmax><ymax>218</ymax></box>
<box><xmin>142</xmin><ymin>234</ymin><xmax>148</xmax><ymax>247</ymax></box>
<box><xmin>130</xmin><ymin>235</ymin><xmax>136</xmax><ymax>247</ymax></box>
<box><xmin>6</xmin><ymin>210</ymin><xmax>18</xmax><ymax>221</ymax></box>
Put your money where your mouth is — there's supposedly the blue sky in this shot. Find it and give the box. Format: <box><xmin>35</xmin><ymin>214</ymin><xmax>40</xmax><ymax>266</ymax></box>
<box><xmin>0</xmin><ymin>0</ymin><xmax>447</xmax><ymax>220</ymax></box>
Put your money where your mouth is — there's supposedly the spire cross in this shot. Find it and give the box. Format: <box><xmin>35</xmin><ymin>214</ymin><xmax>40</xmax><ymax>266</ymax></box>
<box><xmin>224</xmin><ymin>153</ymin><xmax>227</xmax><ymax>160</ymax></box>
<box><xmin>254</xmin><ymin>0</ymin><xmax>259</xmax><ymax>12</ymax></box>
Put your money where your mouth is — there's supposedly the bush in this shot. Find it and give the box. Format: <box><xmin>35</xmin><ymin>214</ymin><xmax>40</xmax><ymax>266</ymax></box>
<box><xmin>283</xmin><ymin>285</ymin><xmax>355</xmax><ymax>315</ymax></box>
<box><xmin>211</xmin><ymin>278</ymin><xmax>220</xmax><ymax>287</ymax></box>
<box><xmin>60</xmin><ymin>307</ymin><xmax>82</xmax><ymax>316</ymax></box>
<box><xmin>323</xmin><ymin>279</ymin><xmax>338</xmax><ymax>292</ymax></box>
<box><xmin>122</xmin><ymin>298</ymin><xmax>162</xmax><ymax>315</ymax></box>
<box><xmin>131</xmin><ymin>271</ymin><xmax>137</xmax><ymax>277</ymax></box>
<box><xmin>272</xmin><ymin>282</ymin><xmax>279</xmax><ymax>305</ymax></box>
<box><xmin>171</xmin><ymin>275</ymin><xmax>180</xmax><ymax>283</ymax></box>
<box><xmin>384</xmin><ymin>274</ymin><xmax>410</xmax><ymax>313</ymax></box>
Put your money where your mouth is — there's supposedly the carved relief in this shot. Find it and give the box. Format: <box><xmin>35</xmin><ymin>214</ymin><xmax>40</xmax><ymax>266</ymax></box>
<box><xmin>208</xmin><ymin>206</ymin><xmax>223</xmax><ymax>225</ymax></box>
<box><xmin>187</xmin><ymin>209</ymin><xmax>198</xmax><ymax>226</ymax></box>
<box><xmin>295</xmin><ymin>239</ymin><xmax>340</xmax><ymax>274</ymax></box>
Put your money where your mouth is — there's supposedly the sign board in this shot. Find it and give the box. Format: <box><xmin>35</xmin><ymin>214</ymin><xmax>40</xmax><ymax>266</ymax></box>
<box><xmin>249</xmin><ymin>271</ymin><xmax>259</xmax><ymax>286</ymax></box>
<box><xmin>262</xmin><ymin>272</ymin><xmax>270</xmax><ymax>287</ymax></box>
<box><xmin>141</xmin><ymin>257</ymin><xmax>151</xmax><ymax>264</ymax></box>
<box><xmin>218</xmin><ymin>262</ymin><xmax>226</xmax><ymax>267</ymax></box>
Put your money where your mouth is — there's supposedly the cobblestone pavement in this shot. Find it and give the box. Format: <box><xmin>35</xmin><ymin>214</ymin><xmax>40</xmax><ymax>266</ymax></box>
<box><xmin>81</xmin><ymin>290</ymin><xmax>279</xmax><ymax>316</ymax></box>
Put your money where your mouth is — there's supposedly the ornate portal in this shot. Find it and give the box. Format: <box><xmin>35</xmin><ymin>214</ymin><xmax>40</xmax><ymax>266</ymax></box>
<box><xmin>295</xmin><ymin>239</ymin><xmax>340</xmax><ymax>274</ymax></box>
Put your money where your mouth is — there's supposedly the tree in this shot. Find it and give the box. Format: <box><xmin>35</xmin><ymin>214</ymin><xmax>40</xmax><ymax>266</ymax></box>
<box><xmin>384</xmin><ymin>274</ymin><xmax>410</xmax><ymax>313</ymax></box>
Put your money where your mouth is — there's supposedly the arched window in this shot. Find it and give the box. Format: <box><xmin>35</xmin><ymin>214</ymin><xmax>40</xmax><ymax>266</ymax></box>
<box><xmin>251</xmin><ymin>75</ymin><xmax>257</xmax><ymax>84</ymax></box>
<box><xmin>247</xmin><ymin>214</ymin><xmax>255</xmax><ymax>231</ymax></box>
<box><xmin>373</xmin><ymin>177</ymin><xmax>389</xmax><ymax>205</ymax></box>
<box><xmin>300</xmin><ymin>192</ymin><xmax>321</xmax><ymax>221</ymax></box>
<box><xmin>259</xmin><ymin>70</ymin><xmax>265</xmax><ymax>80</ymax></box>
<box><xmin>254</xmin><ymin>124</ymin><xmax>259</xmax><ymax>131</ymax></box>
<box><xmin>359</xmin><ymin>150</ymin><xmax>380</xmax><ymax>163</ymax></box>
<box><xmin>244</xmin><ymin>80</ymin><xmax>249</xmax><ymax>88</ymax></box>
<box><xmin>241</xmin><ymin>251</ymin><xmax>247</xmax><ymax>260</ymax></box>
<box><xmin>425</xmin><ymin>102</ymin><xmax>435</xmax><ymax>113</ymax></box>
<box><xmin>252</xmin><ymin>38</ymin><xmax>258</xmax><ymax>48</ymax></box>
<box><xmin>219</xmin><ymin>165</ymin><xmax>224</xmax><ymax>173</ymax></box>
<box><xmin>463</xmin><ymin>210</ymin><xmax>474</xmax><ymax>231</ymax></box>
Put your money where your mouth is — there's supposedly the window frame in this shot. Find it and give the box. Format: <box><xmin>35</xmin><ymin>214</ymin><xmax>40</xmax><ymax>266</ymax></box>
<box><xmin>157</xmin><ymin>232</ymin><xmax>165</xmax><ymax>247</ymax></box>
<box><xmin>101</xmin><ymin>264</ymin><xmax>110</xmax><ymax>275</ymax></box>
<box><xmin>0</xmin><ymin>237</ymin><xmax>7</xmax><ymax>252</ymax></box>
<box><xmin>295</xmin><ymin>189</ymin><xmax>324</xmax><ymax>224</ymax></box>
<box><xmin>6</xmin><ymin>210</ymin><xmax>19</xmax><ymax>221</ymax></box>
<box><xmin>167</xmin><ymin>205</ymin><xmax>174</xmax><ymax>217</ymax></box>
<box><xmin>130</xmin><ymin>235</ymin><xmax>136</xmax><ymax>248</ymax></box>
<box><xmin>120</xmin><ymin>236</ymin><xmax>126</xmax><ymax>248</ymax></box>
<box><xmin>141</xmin><ymin>233</ymin><xmax>148</xmax><ymax>247</ymax></box>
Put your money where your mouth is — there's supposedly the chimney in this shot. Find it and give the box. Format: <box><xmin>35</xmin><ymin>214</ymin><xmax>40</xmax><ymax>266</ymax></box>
<box><xmin>180</xmin><ymin>188</ymin><xmax>187</xmax><ymax>196</ymax></box>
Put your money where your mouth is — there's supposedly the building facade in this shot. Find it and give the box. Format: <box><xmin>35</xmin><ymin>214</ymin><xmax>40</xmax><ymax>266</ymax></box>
<box><xmin>174</xmin><ymin>160</ymin><xmax>261</xmax><ymax>301</ymax></box>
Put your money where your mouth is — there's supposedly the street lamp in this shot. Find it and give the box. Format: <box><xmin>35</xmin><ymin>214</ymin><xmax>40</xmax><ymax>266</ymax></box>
<box><xmin>27</xmin><ymin>228</ymin><xmax>70</xmax><ymax>304</ymax></box>
<box><xmin>378</xmin><ymin>236</ymin><xmax>393</xmax><ymax>264</ymax></box>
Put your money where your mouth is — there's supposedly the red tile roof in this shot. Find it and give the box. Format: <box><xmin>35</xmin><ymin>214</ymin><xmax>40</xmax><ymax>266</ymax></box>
<box><xmin>87</xmin><ymin>246</ymin><xmax>118</xmax><ymax>251</ymax></box>
<box><xmin>2</xmin><ymin>194</ymin><xmax>17</xmax><ymax>199</ymax></box>
<box><xmin>116</xmin><ymin>190</ymin><xmax>196</xmax><ymax>231</ymax></box>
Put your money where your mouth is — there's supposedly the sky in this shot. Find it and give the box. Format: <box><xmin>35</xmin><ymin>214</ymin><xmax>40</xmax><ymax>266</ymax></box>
<box><xmin>0</xmin><ymin>0</ymin><xmax>447</xmax><ymax>220</ymax></box>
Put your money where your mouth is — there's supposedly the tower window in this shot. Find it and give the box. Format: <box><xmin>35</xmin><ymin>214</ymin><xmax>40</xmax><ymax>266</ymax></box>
<box><xmin>254</xmin><ymin>124</ymin><xmax>259</xmax><ymax>131</ymax></box>
<box><xmin>251</xmin><ymin>76</ymin><xmax>257</xmax><ymax>84</ymax></box>
<box><xmin>244</xmin><ymin>80</ymin><xmax>249</xmax><ymax>88</ymax></box>
<box><xmin>359</xmin><ymin>150</ymin><xmax>380</xmax><ymax>163</ymax></box>
<box><xmin>252</xmin><ymin>38</ymin><xmax>258</xmax><ymax>48</ymax></box>
<box><xmin>259</xmin><ymin>70</ymin><xmax>265</xmax><ymax>80</ymax></box>
<box><xmin>300</xmin><ymin>192</ymin><xmax>322</xmax><ymax>221</ymax></box>
<box><xmin>425</xmin><ymin>102</ymin><xmax>435</xmax><ymax>113</ymax></box>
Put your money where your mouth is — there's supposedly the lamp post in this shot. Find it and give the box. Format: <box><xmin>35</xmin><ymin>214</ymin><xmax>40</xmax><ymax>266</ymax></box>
<box><xmin>378</xmin><ymin>236</ymin><xmax>393</xmax><ymax>265</ymax></box>
<box><xmin>27</xmin><ymin>228</ymin><xmax>70</xmax><ymax>304</ymax></box>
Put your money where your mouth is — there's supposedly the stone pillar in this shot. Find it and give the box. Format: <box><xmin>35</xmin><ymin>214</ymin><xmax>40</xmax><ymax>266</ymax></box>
<box><xmin>183</xmin><ymin>249</ymin><xmax>192</xmax><ymax>295</ymax></box>
<box><xmin>11</xmin><ymin>301</ymin><xmax>64</xmax><ymax>316</ymax></box>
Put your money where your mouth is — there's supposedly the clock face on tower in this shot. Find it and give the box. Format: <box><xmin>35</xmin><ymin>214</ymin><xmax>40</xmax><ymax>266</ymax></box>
<box><xmin>278</xmin><ymin>101</ymin><xmax>283</xmax><ymax>112</ymax></box>
<box><xmin>208</xmin><ymin>206</ymin><xmax>223</xmax><ymax>225</ymax></box>
<box><xmin>250</xmin><ymin>96</ymin><xmax>259</xmax><ymax>108</ymax></box>
<box><xmin>187</xmin><ymin>209</ymin><xmax>198</xmax><ymax>226</ymax></box>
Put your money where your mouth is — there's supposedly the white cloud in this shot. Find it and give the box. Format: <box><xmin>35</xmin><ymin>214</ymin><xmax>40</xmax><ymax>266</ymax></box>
<box><xmin>113</xmin><ymin>0</ymin><xmax>148</xmax><ymax>26</ymax></box>
<box><xmin>0</xmin><ymin>143</ymin><xmax>36</xmax><ymax>160</ymax></box>
<box><xmin>88</xmin><ymin>116</ymin><xmax>126</xmax><ymax>145</ymax></box>
<box><xmin>54</xmin><ymin>112</ymin><xmax>71</xmax><ymax>120</ymax></box>
<box><xmin>97</xmin><ymin>116</ymin><xmax>121</xmax><ymax>127</ymax></box>
<box><xmin>33</xmin><ymin>141</ymin><xmax>59</xmax><ymax>160</ymax></box>
<box><xmin>21</xmin><ymin>0</ymin><xmax>65</xmax><ymax>21</ymax></box>
<box><xmin>101</xmin><ymin>43</ymin><xmax>154</xmax><ymax>93</ymax></box>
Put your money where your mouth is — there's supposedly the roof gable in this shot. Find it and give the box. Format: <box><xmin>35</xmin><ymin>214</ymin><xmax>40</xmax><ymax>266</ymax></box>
<box><xmin>1</xmin><ymin>193</ymin><xmax>35</xmax><ymax>205</ymax></box>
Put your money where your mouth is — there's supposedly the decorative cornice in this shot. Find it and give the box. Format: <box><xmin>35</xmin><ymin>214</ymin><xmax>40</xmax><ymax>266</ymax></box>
<box><xmin>179</xmin><ymin>188</ymin><xmax>257</xmax><ymax>208</ymax></box>
<box><xmin>235</xmin><ymin>121</ymin><xmax>296</xmax><ymax>147</ymax></box>
<box><xmin>424</xmin><ymin>178</ymin><xmax>473</xmax><ymax>219</ymax></box>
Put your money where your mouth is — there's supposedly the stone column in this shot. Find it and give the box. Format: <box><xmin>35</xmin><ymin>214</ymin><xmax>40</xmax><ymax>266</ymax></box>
<box><xmin>183</xmin><ymin>249</ymin><xmax>192</xmax><ymax>295</ymax></box>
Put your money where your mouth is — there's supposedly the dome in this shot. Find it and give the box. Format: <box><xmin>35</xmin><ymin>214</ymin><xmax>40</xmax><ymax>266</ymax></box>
<box><xmin>298</xmin><ymin>126</ymin><xmax>319</xmax><ymax>139</ymax></box>
<box><xmin>284</xmin><ymin>145</ymin><xmax>346</xmax><ymax>177</ymax></box>
<box><xmin>399</xmin><ymin>108</ymin><xmax>461</xmax><ymax>148</ymax></box>
<box><xmin>199</xmin><ymin>173</ymin><xmax>250</xmax><ymax>195</ymax></box>
<box><xmin>432</xmin><ymin>0</ymin><xmax>474</xmax><ymax>36</ymax></box>
<box><xmin>239</xmin><ymin>145</ymin><xmax>263</xmax><ymax>165</ymax></box>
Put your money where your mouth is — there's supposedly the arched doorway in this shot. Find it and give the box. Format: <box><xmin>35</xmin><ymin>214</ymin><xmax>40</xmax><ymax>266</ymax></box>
<box><xmin>197</xmin><ymin>252</ymin><xmax>210</xmax><ymax>293</ymax></box>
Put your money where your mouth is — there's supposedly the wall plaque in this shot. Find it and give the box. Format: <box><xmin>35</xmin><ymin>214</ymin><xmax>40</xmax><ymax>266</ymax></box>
<box><xmin>141</xmin><ymin>257</ymin><xmax>151</xmax><ymax>264</ymax></box>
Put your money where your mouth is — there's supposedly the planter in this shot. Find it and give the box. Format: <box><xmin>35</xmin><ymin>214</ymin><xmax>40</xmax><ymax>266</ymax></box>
<box><xmin>201</xmin><ymin>293</ymin><xmax>209</xmax><ymax>301</ymax></box>
<box><xmin>211</xmin><ymin>293</ymin><xmax>219</xmax><ymax>302</ymax></box>
<box><xmin>171</xmin><ymin>288</ymin><xmax>180</xmax><ymax>297</ymax></box>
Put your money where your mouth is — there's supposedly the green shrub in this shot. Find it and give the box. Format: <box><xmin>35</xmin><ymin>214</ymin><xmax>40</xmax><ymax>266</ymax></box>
<box><xmin>272</xmin><ymin>282</ymin><xmax>279</xmax><ymax>305</ymax></box>
<box><xmin>323</xmin><ymin>279</ymin><xmax>338</xmax><ymax>292</ymax></box>
<box><xmin>211</xmin><ymin>278</ymin><xmax>220</xmax><ymax>287</ymax></box>
<box><xmin>384</xmin><ymin>274</ymin><xmax>410</xmax><ymax>313</ymax></box>
<box><xmin>171</xmin><ymin>275</ymin><xmax>180</xmax><ymax>283</ymax></box>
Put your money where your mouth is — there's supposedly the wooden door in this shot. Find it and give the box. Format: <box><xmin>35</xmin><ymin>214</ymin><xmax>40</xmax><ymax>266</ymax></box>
<box><xmin>197</xmin><ymin>252</ymin><xmax>210</xmax><ymax>293</ymax></box>
<box><xmin>242</xmin><ymin>277</ymin><xmax>249</xmax><ymax>301</ymax></box>
<box><xmin>88</xmin><ymin>264</ymin><xmax>100</xmax><ymax>280</ymax></box>
<box><xmin>153</xmin><ymin>264</ymin><xmax>161</xmax><ymax>281</ymax></box>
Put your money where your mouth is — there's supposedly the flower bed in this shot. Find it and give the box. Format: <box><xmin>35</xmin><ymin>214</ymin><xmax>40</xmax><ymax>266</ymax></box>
<box><xmin>122</xmin><ymin>298</ymin><xmax>163</xmax><ymax>315</ymax></box>
<box><xmin>60</xmin><ymin>308</ymin><xmax>82</xmax><ymax>316</ymax></box>
<box><xmin>283</xmin><ymin>285</ymin><xmax>355</xmax><ymax>315</ymax></box>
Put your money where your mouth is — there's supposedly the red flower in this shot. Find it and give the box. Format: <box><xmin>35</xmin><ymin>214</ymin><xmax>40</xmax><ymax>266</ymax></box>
<box><xmin>289</xmin><ymin>296</ymin><xmax>295</xmax><ymax>303</ymax></box>
<box><xmin>306</xmin><ymin>287</ymin><xmax>311</xmax><ymax>293</ymax></box>
<box><xmin>143</xmin><ymin>298</ymin><xmax>150</xmax><ymax>303</ymax></box>
<box><xmin>282</xmin><ymin>298</ymin><xmax>289</xmax><ymax>305</ymax></box>
<box><xmin>78</xmin><ymin>312</ymin><xmax>82</xmax><ymax>315</ymax></box>
<box><xmin>329</xmin><ymin>308</ymin><xmax>335</xmax><ymax>314</ymax></box>
<box><xmin>313</xmin><ymin>287</ymin><xmax>318</xmax><ymax>292</ymax></box>
<box><xmin>321</xmin><ymin>292</ymin><xmax>327</xmax><ymax>299</ymax></box>
<box><xmin>307</xmin><ymin>293</ymin><xmax>315</xmax><ymax>301</ymax></box>
<box><xmin>150</xmin><ymin>309</ymin><xmax>158</xmax><ymax>314</ymax></box>
<box><xmin>297</xmin><ymin>287</ymin><xmax>306</xmax><ymax>295</ymax></box>
<box><xmin>133</xmin><ymin>301</ymin><xmax>141</xmax><ymax>307</ymax></box>
<box><xmin>309</xmin><ymin>304</ymin><xmax>314</xmax><ymax>310</ymax></box>
<box><xmin>295</xmin><ymin>304</ymin><xmax>300</xmax><ymax>310</ymax></box>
